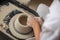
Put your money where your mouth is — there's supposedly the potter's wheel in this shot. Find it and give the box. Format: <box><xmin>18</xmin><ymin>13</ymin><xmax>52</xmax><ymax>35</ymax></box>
<box><xmin>0</xmin><ymin>1</ymin><xmax>39</xmax><ymax>40</ymax></box>
<box><xmin>0</xmin><ymin>0</ymin><xmax>52</xmax><ymax>40</ymax></box>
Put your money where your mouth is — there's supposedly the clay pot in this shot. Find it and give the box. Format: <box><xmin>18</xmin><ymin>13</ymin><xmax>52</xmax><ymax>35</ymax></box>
<box><xmin>14</xmin><ymin>13</ymin><xmax>32</xmax><ymax>34</ymax></box>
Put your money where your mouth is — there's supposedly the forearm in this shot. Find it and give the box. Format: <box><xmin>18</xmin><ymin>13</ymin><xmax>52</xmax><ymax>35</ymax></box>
<box><xmin>33</xmin><ymin>24</ymin><xmax>40</xmax><ymax>40</ymax></box>
<box><xmin>27</xmin><ymin>16</ymin><xmax>41</xmax><ymax>40</ymax></box>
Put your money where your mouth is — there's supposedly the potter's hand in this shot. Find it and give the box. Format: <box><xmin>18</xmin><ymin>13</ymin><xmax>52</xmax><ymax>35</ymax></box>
<box><xmin>27</xmin><ymin>16</ymin><xmax>41</xmax><ymax>40</ymax></box>
<box><xmin>27</xmin><ymin>16</ymin><xmax>40</xmax><ymax>28</ymax></box>
<box><xmin>27</xmin><ymin>16</ymin><xmax>43</xmax><ymax>28</ymax></box>
<box><xmin>34</xmin><ymin>17</ymin><xmax>43</xmax><ymax>25</ymax></box>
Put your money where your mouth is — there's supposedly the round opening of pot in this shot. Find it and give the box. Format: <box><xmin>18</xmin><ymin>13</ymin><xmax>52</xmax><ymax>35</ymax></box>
<box><xmin>18</xmin><ymin>15</ymin><xmax>28</xmax><ymax>25</ymax></box>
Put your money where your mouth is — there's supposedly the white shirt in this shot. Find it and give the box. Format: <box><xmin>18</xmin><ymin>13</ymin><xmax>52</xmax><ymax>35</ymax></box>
<box><xmin>40</xmin><ymin>0</ymin><xmax>60</xmax><ymax>40</ymax></box>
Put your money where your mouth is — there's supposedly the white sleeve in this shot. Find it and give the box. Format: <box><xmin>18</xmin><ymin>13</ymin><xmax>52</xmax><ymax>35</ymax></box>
<box><xmin>40</xmin><ymin>14</ymin><xmax>60</xmax><ymax>40</ymax></box>
<box><xmin>36</xmin><ymin>4</ymin><xmax>49</xmax><ymax>19</ymax></box>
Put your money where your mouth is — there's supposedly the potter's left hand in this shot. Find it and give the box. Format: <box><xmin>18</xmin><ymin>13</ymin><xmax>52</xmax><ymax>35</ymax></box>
<box><xmin>27</xmin><ymin>16</ymin><xmax>42</xmax><ymax>28</ymax></box>
<box><xmin>27</xmin><ymin>16</ymin><xmax>41</xmax><ymax>40</ymax></box>
<box><xmin>34</xmin><ymin>17</ymin><xmax>43</xmax><ymax>25</ymax></box>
